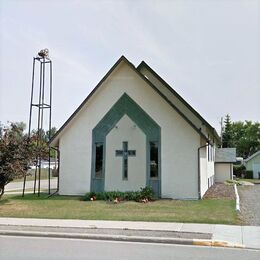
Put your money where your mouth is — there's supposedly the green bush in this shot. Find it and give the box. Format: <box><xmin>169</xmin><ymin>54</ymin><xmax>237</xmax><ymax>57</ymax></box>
<box><xmin>103</xmin><ymin>191</ymin><xmax>125</xmax><ymax>201</ymax></box>
<box><xmin>123</xmin><ymin>191</ymin><xmax>141</xmax><ymax>201</ymax></box>
<box><xmin>82</xmin><ymin>186</ymin><xmax>154</xmax><ymax>202</ymax></box>
<box><xmin>140</xmin><ymin>186</ymin><xmax>154</xmax><ymax>200</ymax></box>
<box><xmin>82</xmin><ymin>191</ymin><xmax>97</xmax><ymax>201</ymax></box>
<box><xmin>233</xmin><ymin>165</ymin><xmax>246</xmax><ymax>178</ymax></box>
<box><xmin>224</xmin><ymin>180</ymin><xmax>242</xmax><ymax>186</ymax></box>
<box><xmin>245</xmin><ymin>170</ymin><xmax>253</xmax><ymax>179</ymax></box>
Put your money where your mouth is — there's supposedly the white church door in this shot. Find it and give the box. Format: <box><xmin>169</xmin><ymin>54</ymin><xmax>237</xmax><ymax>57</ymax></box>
<box><xmin>91</xmin><ymin>93</ymin><xmax>161</xmax><ymax>197</ymax></box>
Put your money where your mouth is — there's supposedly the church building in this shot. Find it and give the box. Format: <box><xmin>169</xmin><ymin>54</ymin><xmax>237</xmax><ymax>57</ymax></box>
<box><xmin>50</xmin><ymin>56</ymin><xmax>221</xmax><ymax>199</ymax></box>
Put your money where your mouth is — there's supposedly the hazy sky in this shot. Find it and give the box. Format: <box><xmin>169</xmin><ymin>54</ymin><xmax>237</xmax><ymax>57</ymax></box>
<box><xmin>0</xmin><ymin>0</ymin><xmax>259</xmax><ymax>134</ymax></box>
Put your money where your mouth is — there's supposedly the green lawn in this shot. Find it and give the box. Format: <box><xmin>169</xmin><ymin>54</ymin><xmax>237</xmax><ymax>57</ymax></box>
<box><xmin>0</xmin><ymin>194</ymin><xmax>240</xmax><ymax>225</ymax></box>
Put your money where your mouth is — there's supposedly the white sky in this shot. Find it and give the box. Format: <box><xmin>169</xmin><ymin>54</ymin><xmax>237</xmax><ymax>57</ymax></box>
<box><xmin>0</xmin><ymin>0</ymin><xmax>259</xmax><ymax>133</ymax></box>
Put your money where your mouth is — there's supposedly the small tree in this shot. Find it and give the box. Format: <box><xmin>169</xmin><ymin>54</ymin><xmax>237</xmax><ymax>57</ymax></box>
<box><xmin>0</xmin><ymin>123</ymin><xmax>48</xmax><ymax>198</ymax></box>
<box><xmin>45</xmin><ymin>127</ymin><xmax>57</xmax><ymax>142</ymax></box>
<box><xmin>222</xmin><ymin>114</ymin><xmax>233</xmax><ymax>148</ymax></box>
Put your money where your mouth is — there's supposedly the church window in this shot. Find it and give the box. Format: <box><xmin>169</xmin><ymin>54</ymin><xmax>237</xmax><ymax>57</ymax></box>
<box><xmin>150</xmin><ymin>142</ymin><xmax>158</xmax><ymax>178</ymax></box>
<box><xmin>95</xmin><ymin>143</ymin><xmax>103</xmax><ymax>178</ymax></box>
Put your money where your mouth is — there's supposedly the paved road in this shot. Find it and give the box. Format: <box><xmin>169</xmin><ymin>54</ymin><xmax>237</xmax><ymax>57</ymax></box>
<box><xmin>5</xmin><ymin>178</ymin><xmax>58</xmax><ymax>192</ymax></box>
<box><xmin>0</xmin><ymin>236</ymin><xmax>259</xmax><ymax>260</ymax></box>
<box><xmin>239</xmin><ymin>185</ymin><xmax>260</xmax><ymax>226</ymax></box>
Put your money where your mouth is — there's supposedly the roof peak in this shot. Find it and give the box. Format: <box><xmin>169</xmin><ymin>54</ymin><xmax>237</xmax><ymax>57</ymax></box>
<box><xmin>137</xmin><ymin>60</ymin><xmax>220</xmax><ymax>142</ymax></box>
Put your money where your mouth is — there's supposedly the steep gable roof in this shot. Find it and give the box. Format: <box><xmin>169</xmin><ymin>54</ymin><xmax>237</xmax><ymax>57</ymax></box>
<box><xmin>50</xmin><ymin>56</ymin><xmax>220</xmax><ymax>146</ymax></box>
<box><xmin>137</xmin><ymin>61</ymin><xmax>220</xmax><ymax>143</ymax></box>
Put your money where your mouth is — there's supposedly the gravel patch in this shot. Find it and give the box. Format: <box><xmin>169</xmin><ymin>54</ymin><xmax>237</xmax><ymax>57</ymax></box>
<box><xmin>203</xmin><ymin>183</ymin><xmax>235</xmax><ymax>200</ymax></box>
<box><xmin>238</xmin><ymin>185</ymin><xmax>260</xmax><ymax>226</ymax></box>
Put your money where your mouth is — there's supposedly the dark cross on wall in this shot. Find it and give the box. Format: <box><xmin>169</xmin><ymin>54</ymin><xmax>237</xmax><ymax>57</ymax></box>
<box><xmin>116</xmin><ymin>141</ymin><xmax>136</xmax><ymax>179</ymax></box>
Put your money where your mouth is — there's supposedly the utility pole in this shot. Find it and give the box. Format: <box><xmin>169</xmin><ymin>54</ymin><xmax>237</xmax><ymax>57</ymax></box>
<box><xmin>220</xmin><ymin>117</ymin><xmax>223</xmax><ymax>148</ymax></box>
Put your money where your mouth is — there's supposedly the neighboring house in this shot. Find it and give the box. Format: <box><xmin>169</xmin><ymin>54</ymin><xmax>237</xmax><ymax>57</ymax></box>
<box><xmin>244</xmin><ymin>151</ymin><xmax>260</xmax><ymax>179</ymax></box>
<box><xmin>30</xmin><ymin>158</ymin><xmax>57</xmax><ymax>170</ymax></box>
<box><xmin>215</xmin><ymin>148</ymin><xmax>236</xmax><ymax>182</ymax></box>
<box><xmin>41</xmin><ymin>159</ymin><xmax>57</xmax><ymax>169</ymax></box>
<box><xmin>50</xmin><ymin>56</ymin><xmax>221</xmax><ymax>199</ymax></box>
<box><xmin>234</xmin><ymin>157</ymin><xmax>243</xmax><ymax>166</ymax></box>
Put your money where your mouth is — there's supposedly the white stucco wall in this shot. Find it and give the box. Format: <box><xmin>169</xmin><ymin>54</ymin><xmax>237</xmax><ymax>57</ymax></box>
<box><xmin>200</xmin><ymin>142</ymin><xmax>216</xmax><ymax>198</ymax></box>
<box><xmin>59</xmin><ymin>129</ymin><xmax>90</xmax><ymax>195</ymax></box>
<box><xmin>57</xmin><ymin>61</ymin><xmax>201</xmax><ymax>199</ymax></box>
<box><xmin>105</xmin><ymin>115</ymin><xmax>146</xmax><ymax>191</ymax></box>
<box><xmin>215</xmin><ymin>163</ymin><xmax>232</xmax><ymax>182</ymax></box>
<box><xmin>200</xmin><ymin>146</ymin><xmax>208</xmax><ymax>197</ymax></box>
<box><xmin>138</xmin><ymin>66</ymin><xmax>212</xmax><ymax>140</ymax></box>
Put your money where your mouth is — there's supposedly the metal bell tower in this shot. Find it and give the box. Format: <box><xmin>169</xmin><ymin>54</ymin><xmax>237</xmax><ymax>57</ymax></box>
<box><xmin>22</xmin><ymin>49</ymin><xmax>53</xmax><ymax>197</ymax></box>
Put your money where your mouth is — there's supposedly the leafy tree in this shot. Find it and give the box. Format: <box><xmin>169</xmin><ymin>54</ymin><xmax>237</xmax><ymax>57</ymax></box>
<box><xmin>31</xmin><ymin>127</ymin><xmax>57</xmax><ymax>142</ymax></box>
<box><xmin>31</xmin><ymin>128</ymin><xmax>46</xmax><ymax>141</ymax></box>
<box><xmin>232</xmin><ymin>121</ymin><xmax>260</xmax><ymax>158</ymax></box>
<box><xmin>46</xmin><ymin>127</ymin><xmax>57</xmax><ymax>142</ymax></box>
<box><xmin>221</xmin><ymin>115</ymin><xmax>260</xmax><ymax>158</ymax></box>
<box><xmin>0</xmin><ymin>122</ymin><xmax>48</xmax><ymax>198</ymax></box>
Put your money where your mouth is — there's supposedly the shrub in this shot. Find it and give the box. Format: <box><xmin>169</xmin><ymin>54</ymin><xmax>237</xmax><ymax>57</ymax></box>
<box><xmin>140</xmin><ymin>186</ymin><xmax>154</xmax><ymax>200</ymax></box>
<box><xmin>82</xmin><ymin>186</ymin><xmax>154</xmax><ymax>202</ymax></box>
<box><xmin>224</xmin><ymin>180</ymin><xmax>242</xmax><ymax>186</ymax></box>
<box><xmin>233</xmin><ymin>165</ymin><xmax>246</xmax><ymax>178</ymax></box>
<box><xmin>82</xmin><ymin>191</ymin><xmax>96</xmax><ymax>201</ymax></box>
<box><xmin>103</xmin><ymin>191</ymin><xmax>125</xmax><ymax>201</ymax></box>
<box><xmin>123</xmin><ymin>191</ymin><xmax>141</xmax><ymax>201</ymax></box>
<box><xmin>245</xmin><ymin>170</ymin><xmax>253</xmax><ymax>179</ymax></box>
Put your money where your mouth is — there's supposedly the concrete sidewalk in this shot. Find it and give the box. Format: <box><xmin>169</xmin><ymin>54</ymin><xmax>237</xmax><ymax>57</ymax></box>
<box><xmin>0</xmin><ymin>218</ymin><xmax>259</xmax><ymax>249</ymax></box>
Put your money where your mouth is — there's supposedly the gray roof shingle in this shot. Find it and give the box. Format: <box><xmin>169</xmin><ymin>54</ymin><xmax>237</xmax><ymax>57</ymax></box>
<box><xmin>215</xmin><ymin>148</ymin><xmax>236</xmax><ymax>163</ymax></box>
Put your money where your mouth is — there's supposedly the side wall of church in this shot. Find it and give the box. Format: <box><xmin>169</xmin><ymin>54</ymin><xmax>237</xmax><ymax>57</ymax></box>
<box><xmin>199</xmin><ymin>138</ymin><xmax>216</xmax><ymax>198</ymax></box>
<box><xmin>58</xmin><ymin>62</ymin><xmax>201</xmax><ymax>199</ymax></box>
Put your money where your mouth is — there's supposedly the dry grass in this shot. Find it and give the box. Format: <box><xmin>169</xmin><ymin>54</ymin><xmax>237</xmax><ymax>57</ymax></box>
<box><xmin>0</xmin><ymin>194</ymin><xmax>240</xmax><ymax>225</ymax></box>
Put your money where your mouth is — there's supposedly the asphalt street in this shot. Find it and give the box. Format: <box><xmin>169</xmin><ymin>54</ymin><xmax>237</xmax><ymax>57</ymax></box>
<box><xmin>5</xmin><ymin>179</ymin><xmax>57</xmax><ymax>192</ymax></box>
<box><xmin>0</xmin><ymin>235</ymin><xmax>259</xmax><ymax>260</ymax></box>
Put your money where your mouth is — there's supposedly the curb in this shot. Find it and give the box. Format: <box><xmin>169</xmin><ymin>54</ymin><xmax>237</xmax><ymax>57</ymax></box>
<box><xmin>234</xmin><ymin>184</ymin><xmax>240</xmax><ymax>212</ymax></box>
<box><xmin>193</xmin><ymin>239</ymin><xmax>245</xmax><ymax>249</ymax></box>
<box><xmin>0</xmin><ymin>229</ymin><xmax>246</xmax><ymax>249</ymax></box>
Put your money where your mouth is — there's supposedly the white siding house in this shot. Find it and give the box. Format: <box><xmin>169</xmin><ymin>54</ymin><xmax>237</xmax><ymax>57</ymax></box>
<box><xmin>50</xmin><ymin>56</ymin><xmax>221</xmax><ymax>199</ymax></box>
<box><xmin>215</xmin><ymin>148</ymin><xmax>236</xmax><ymax>182</ymax></box>
<box><xmin>244</xmin><ymin>151</ymin><xmax>260</xmax><ymax>179</ymax></box>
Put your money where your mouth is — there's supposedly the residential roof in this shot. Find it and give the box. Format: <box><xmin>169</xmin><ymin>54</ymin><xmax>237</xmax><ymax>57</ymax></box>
<box><xmin>50</xmin><ymin>56</ymin><xmax>220</xmax><ymax>146</ymax></box>
<box><xmin>215</xmin><ymin>148</ymin><xmax>237</xmax><ymax>163</ymax></box>
<box><xmin>244</xmin><ymin>150</ymin><xmax>260</xmax><ymax>162</ymax></box>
